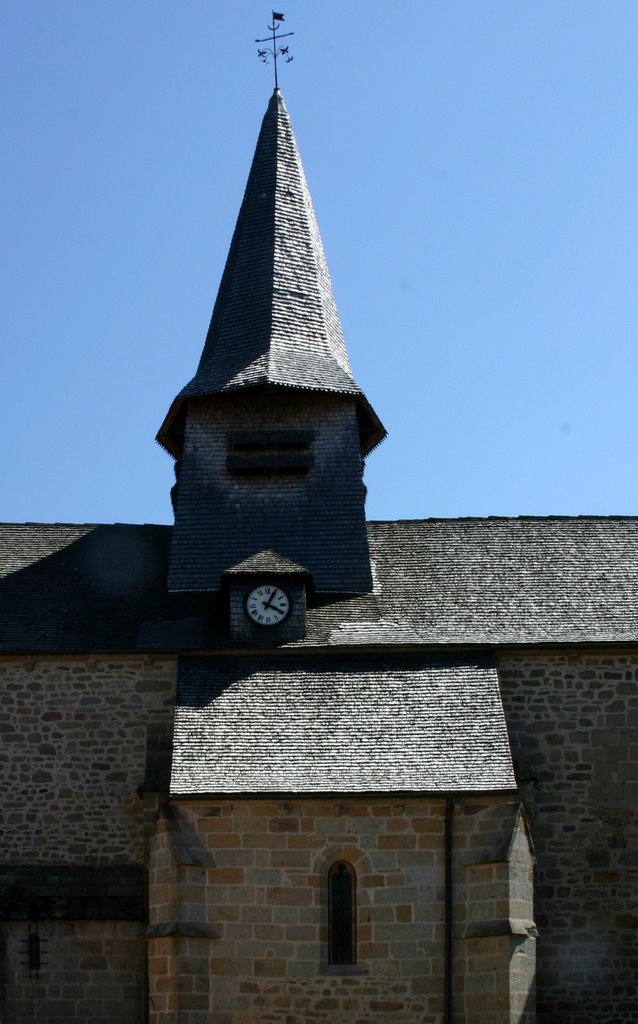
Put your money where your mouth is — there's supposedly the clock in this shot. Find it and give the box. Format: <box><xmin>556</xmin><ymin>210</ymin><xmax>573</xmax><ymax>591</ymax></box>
<box><xmin>245</xmin><ymin>584</ymin><xmax>291</xmax><ymax>626</ymax></box>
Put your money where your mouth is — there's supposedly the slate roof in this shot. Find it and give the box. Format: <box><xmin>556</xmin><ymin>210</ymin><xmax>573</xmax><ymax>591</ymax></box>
<box><xmin>0</xmin><ymin>524</ymin><xmax>172</xmax><ymax>652</ymax></box>
<box><xmin>1</xmin><ymin>517</ymin><xmax>637</xmax><ymax>652</ymax></box>
<box><xmin>224</xmin><ymin>548</ymin><xmax>311</xmax><ymax>577</ymax></box>
<box><xmin>158</xmin><ymin>90</ymin><xmax>385</xmax><ymax>457</ymax></box>
<box><xmin>170</xmin><ymin>654</ymin><xmax>515</xmax><ymax>795</ymax></box>
<box><xmin>313</xmin><ymin>516</ymin><xmax>638</xmax><ymax>647</ymax></box>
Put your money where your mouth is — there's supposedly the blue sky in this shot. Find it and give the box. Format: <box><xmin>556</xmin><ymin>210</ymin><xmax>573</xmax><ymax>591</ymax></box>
<box><xmin>3</xmin><ymin>2</ymin><xmax>638</xmax><ymax>525</ymax></box>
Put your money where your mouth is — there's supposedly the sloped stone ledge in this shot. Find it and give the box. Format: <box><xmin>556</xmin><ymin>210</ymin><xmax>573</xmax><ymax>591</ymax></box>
<box><xmin>464</xmin><ymin>917</ymin><xmax>538</xmax><ymax>939</ymax></box>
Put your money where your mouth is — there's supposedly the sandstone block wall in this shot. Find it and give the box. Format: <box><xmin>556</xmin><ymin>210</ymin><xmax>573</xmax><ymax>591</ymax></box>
<box><xmin>456</xmin><ymin>816</ymin><xmax>536</xmax><ymax>1024</ymax></box>
<box><xmin>148</xmin><ymin>795</ymin><xmax>533</xmax><ymax>1024</ymax></box>
<box><xmin>498</xmin><ymin>650</ymin><xmax>638</xmax><ymax>1024</ymax></box>
<box><xmin>0</xmin><ymin>920</ymin><xmax>145</xmax><ymax>1024</ymax></box>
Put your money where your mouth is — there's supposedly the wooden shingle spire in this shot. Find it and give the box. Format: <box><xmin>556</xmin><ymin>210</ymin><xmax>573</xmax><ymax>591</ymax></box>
<box><xmin>158</xmin><ymin>90</ymin><xmax>385</xmax><ymax>458</ymax></box>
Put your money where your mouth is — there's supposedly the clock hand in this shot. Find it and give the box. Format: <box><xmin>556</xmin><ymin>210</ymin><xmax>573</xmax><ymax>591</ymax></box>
<box><xmin>262</xmin><ymin>589</ymin><xmax>280</xmax><ymax>611</ymax></box>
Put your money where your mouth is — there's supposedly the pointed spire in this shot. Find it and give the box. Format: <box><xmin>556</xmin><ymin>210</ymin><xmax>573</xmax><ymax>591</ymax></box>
<box><xmin>158</xmin><ymin>90</ymin><xmax>385</xmax><ymax>457</ymax></box>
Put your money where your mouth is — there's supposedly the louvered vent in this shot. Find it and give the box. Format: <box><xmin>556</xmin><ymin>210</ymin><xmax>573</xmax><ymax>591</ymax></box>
<box><xmin>227</xmin><ymin>430</ymin><xmax>314</xmax><ymax>477</ymax></box>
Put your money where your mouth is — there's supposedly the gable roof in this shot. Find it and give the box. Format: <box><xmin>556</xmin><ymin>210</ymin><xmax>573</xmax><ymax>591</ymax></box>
<box><xmin>224</xmin><ymin>548</ymin><xmax>310</xmax><ymax>577</ymax></box>
<box><xmin>1</xmin><ymin>517</ymin><xmax>637</xmax><ymax>652</ymax></box>
<box><xmin>170</xmin><ymin>654</ymin><xmax>515</xmax><ymax>795</ymax></box>
<box><xmin>157</xmin><ymin>90</ymin><xmax>385</xmax><ymax>457</ymax></box>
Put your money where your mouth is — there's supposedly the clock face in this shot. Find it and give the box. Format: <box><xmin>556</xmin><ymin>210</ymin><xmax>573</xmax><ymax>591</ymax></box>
<box><xmin>245</xmin><ymin>584</ymin><xmax>291</xmax><ymax>626</ymax></box>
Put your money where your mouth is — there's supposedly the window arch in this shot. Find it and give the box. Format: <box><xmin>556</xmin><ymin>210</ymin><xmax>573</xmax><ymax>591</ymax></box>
<box><xmin>328</xmin><ymin>861</ymin><xmax>356</xmax><ymax>964</ymax></box>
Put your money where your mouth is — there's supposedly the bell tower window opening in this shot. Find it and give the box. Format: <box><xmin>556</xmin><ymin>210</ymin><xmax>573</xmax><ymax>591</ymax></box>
<box><xmin>328</xmin><ymin>861</ymin><xmax>356</xmax><ymax>964</ymax></box>
<box><xmin>226</xmin><ymin>429</ymin><xmax>314</xmax><ymax>477</ymax></box>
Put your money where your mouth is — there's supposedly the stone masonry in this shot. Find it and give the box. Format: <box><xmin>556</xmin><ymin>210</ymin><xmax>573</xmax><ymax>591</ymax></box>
<box><xmin>147</xmin><ymin>795</ymin><xmax>534</xmax><ymax>1024</ymax></box>
<box><xmin>0</xmin><ymin>920</ymin><xmax>145</xmax><ymax>1024</ymax></box>
<box><xmin>0</xmin><ymin>656</ymin><xmax>175</xmax><ymax>865</ymax></box>
<box><xmin>0</xmin><ymin>655</ymin><xmax>175</xmax><ymax>1024</ymax></box>
<box><xmin>498</xmin><ymin>650</ymin><xmax>638</xmax><ymax>1024</ymax></box>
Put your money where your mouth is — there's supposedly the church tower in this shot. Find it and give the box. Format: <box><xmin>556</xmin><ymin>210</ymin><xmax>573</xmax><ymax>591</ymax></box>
<box><xmin>157</xmin><ymin>90</ymin><xmax>385</xmax><ymax>600</ymax></box>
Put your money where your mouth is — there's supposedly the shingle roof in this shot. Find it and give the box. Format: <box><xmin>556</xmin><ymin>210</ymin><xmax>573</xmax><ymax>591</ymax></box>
<box><xmin>170</xmin><ymin>654</ymin><xmax>515</xmax><ymax>795</ymax></box>
<box><xmin>224</xmin><ymin>548</ymin><xmax>310</xmax><ymax>577</ymax></box>
<box><xmin>0</xmin><ymin>524</ymin><xmax>173</xmax><ymax>651</ymax></box>
<box><xmin>1</xmin><ymin>517</ymin><xmax>637</xmax><ymax>652</ymax></box>
<box><xmin>157</xmin><ymin>90</ymin><xmax>385</xmax><ymax>457</ymax></box>
<box><xmin>312</xmin><ymin>516</ymin><xmax>638</xmax><ymax>646</ymax></box>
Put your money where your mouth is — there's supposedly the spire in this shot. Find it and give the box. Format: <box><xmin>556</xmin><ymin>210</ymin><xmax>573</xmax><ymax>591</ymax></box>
<box><xmin>157</xmin><ymin>90</ymin><xmax>385</xmax><ymax>458</ymax></box>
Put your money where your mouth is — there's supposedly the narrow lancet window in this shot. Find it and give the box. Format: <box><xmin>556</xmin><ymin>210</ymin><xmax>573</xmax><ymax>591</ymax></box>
<box><xmin>328</xmin><ymin>861</ymin><xmax>356</xmax><ymax>963</ymax></box>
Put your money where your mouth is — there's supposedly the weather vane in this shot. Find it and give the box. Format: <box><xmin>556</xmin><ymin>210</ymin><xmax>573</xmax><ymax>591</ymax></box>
<box><xmin>256</xmin><ymin>11</ymin><xmax>294</xmax><ymax>90</ymax></box>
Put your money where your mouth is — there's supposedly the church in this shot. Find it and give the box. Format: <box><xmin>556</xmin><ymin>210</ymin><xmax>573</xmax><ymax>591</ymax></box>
<box><xmin>1</xmin><ymin>85</ymin><xmax>637</xmax><ymax>1024</ymax></box>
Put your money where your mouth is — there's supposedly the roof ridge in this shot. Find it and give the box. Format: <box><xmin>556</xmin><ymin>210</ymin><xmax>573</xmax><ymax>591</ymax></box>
<box><xmin>264</xmin><ymin>90</ymin><xmax>280</xmax><ymax>386</ymax></box>
<box><xmin>273</xmin><ymin>95</ymin><xmax>354</xmax><ymax>381</ymax></box>
<box><xmin>367</xmin><ymin>515</ymin><xmax>638</xmax><ymax>526</ymax></box>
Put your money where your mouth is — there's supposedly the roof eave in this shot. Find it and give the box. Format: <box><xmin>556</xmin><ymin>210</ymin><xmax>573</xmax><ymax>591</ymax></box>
<box><xmin>157</xmin><ymin>384</ymin><xmax>387</xmax><ymax>460</ymax></box>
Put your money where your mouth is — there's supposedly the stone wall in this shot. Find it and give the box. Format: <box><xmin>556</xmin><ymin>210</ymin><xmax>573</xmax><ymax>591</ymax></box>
<box><xmin>456</xmin><ymin>811</ymin><xmax>536</xmax><ymax>1024</ymax></box>
<box><xmin>0</xmin><ymin>920</ymin><xmax>145</xmax><ymax>1024</ymax></box>
<box><xmin>0</xmin><ymin>656</ymin><xmax>175</xmax><ymax>866</ymax></box>
<box><xmin>498</xmin><ymin>650</ymin><xmax>638</xmax><ymax>1024</ymax></box>
<box><xmin>148</xmin><ymin>795</ymin><xmax>534</xmax><ymax>1024</ymax></box>
<box><xmin>0</xmin><ymin>655</ymin><xmax>175</xmax><ymax>1022</ymax></box>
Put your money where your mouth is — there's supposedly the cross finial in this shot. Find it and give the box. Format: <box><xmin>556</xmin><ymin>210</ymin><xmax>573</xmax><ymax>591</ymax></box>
<box><xmin>256</xmin><ymin>11</ymin><xmax>294</xmax><ymax>90</ymax></box>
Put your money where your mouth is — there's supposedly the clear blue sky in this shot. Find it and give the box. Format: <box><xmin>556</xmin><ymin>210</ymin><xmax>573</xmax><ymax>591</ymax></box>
<box><xmin>3</xmin><ymin>2</ymin><xmax>638</xmax><ymax>525</ymax></box>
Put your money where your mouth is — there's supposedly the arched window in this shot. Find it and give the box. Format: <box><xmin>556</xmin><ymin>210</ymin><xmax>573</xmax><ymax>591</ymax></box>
<box><xmin>328</xmin><ymin>861</ymin><xmax>356</xmax><ymax>963</ymax></box>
